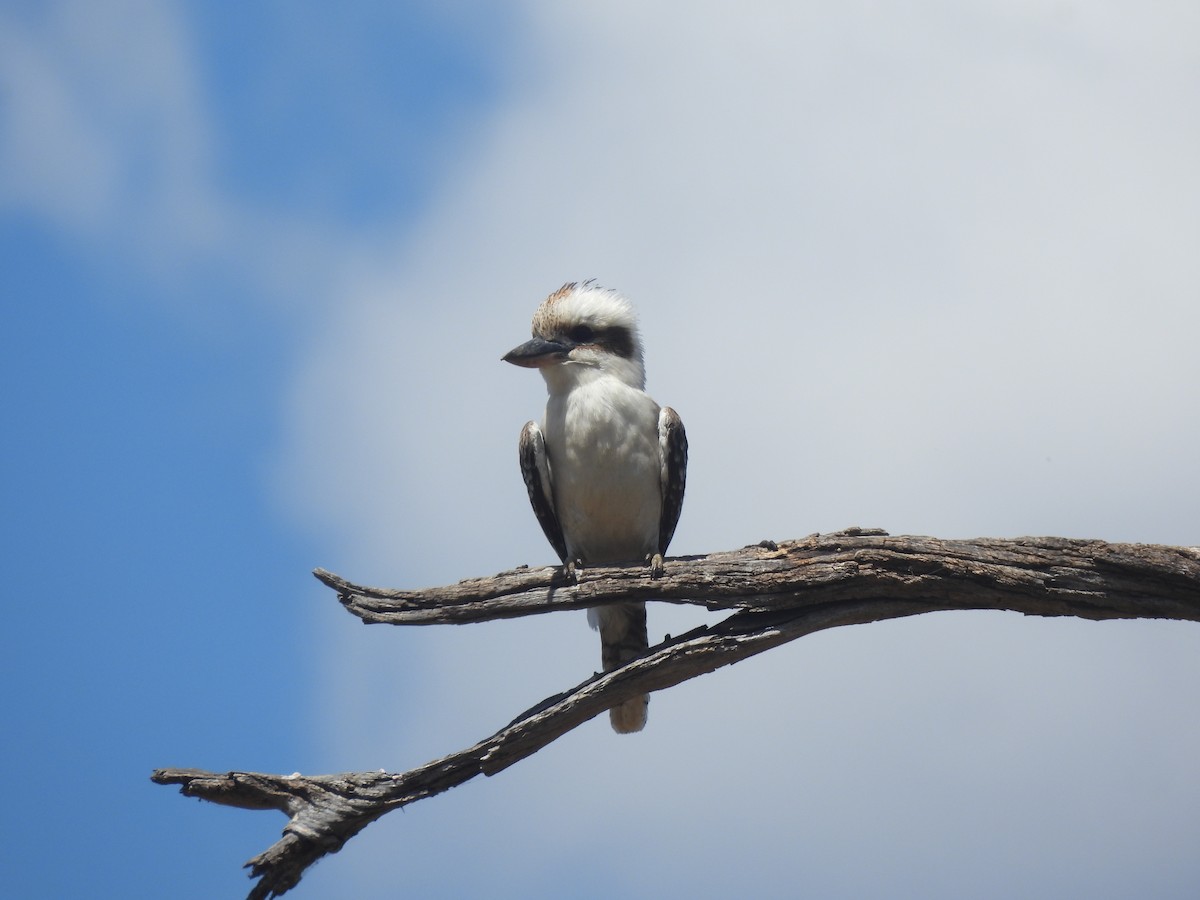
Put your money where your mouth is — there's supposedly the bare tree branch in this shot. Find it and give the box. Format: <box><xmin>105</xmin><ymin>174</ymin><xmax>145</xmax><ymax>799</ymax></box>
<box><xmin>152</xmin><ymin>529</ymin><xmax>1200</xmax><ymax>898</ymax></box>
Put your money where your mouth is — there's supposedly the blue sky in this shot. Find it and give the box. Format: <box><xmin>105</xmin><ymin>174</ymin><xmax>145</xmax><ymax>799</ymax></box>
<box><xmin>3</xmin><ymin>2</ymin><xmax>1200</xmax><ymax>898</ymax></box>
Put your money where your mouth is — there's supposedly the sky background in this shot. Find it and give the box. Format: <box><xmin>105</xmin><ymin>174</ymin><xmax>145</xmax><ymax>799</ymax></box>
<box><xmin>3</xmin><ymin>1</ymin><xmax>1199</xmax><ymax>897</ymax></box>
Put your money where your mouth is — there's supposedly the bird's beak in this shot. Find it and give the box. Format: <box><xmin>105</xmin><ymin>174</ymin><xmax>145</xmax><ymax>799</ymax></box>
<box><xmin>502</xmin><ymin>337</ymin><xmax>572</xmax><ymax>368</ymax></box>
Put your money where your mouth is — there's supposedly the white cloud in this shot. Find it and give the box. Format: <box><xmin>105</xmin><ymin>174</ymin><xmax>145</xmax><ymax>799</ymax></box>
<box><xmin>0</xmin><ymin>1</ymin><xmax>212</xmax><ymax>239</ymax></box>
<box><xmin>279</xmin><ymin>0</ymin><xmax>1200</xmax><ymax>892</ymax></box>
<box><xmin>30</xmin><ymin>0</ymin><xmax>1187</xmax><ymax>895</ymax></box>
<box><xmin>0</xmin><ymin>0</ymin><xmax>359</xmax><ymax>313</ymax></box>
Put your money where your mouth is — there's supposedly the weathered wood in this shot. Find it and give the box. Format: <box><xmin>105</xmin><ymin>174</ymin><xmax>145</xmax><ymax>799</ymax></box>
<box><xmin>319</xmin><ymin>529</ymin><xmax>1200</xmax><ymax>625</ymax></box>
<box><xmin>154</xmin><ymin>529</ymin><xmax>1200</xmax><ymax>899</ymax></box>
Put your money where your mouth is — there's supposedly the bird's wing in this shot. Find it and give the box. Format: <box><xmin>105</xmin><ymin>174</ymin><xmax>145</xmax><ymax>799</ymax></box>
<box><xmin>518</xmin><ymin>420</ymin><xmax>568</xmax><ymax>563</ymax></box>
<box><xmin>657</xmin><ymin>406</ymin><xmax>688</xmax><ymax>556</ymax></box>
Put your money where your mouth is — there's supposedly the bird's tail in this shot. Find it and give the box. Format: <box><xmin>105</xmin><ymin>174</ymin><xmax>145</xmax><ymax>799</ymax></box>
<box><xmin>590</xmin><ymin>601</ymin><xmax>649</xmax><ymax>733</ymax></box>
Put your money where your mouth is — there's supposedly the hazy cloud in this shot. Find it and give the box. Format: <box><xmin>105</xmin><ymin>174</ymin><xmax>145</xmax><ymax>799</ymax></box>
<box><xmin>16</xmin><ymin>1</ymin><xmax>1192</xmax><ymax>895</ymax></box>
<box><xmin>274</xmin><ymin>3</ymin><xmax>1199</xmax><ymax>897</ymax></box>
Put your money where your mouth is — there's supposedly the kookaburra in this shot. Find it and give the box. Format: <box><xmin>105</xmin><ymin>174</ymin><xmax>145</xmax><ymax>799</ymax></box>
<box><xmin>503</xmin><ymin>282</ymin><xmax>687</xmax><ymax>733</ymax></box>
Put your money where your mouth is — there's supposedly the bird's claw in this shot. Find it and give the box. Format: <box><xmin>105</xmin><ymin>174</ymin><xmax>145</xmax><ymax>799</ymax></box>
<box><xmin>649</xmin><ymin>552</ymin><xmax>665</xmax><ymax>579</ymax></box>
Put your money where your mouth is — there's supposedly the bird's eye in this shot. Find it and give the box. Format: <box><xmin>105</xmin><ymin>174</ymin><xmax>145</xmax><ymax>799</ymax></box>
<box><xmin>568</xmin><ymin>324</ymin><xmax>595</xmax><ymax>343</ymax></box>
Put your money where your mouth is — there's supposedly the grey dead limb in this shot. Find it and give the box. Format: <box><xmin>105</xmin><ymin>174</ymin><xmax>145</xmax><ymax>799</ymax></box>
<box><xmin>152</xmin><ymin>528</ymin><xmax>1200</xmax><ymax>899</ymax></box>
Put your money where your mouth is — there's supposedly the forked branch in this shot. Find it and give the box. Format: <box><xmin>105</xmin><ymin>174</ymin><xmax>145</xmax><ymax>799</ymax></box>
<box><xmin>152</xmin><ymin>529</ymin><xmax>1200</xmax><ymax>898</ymax></box>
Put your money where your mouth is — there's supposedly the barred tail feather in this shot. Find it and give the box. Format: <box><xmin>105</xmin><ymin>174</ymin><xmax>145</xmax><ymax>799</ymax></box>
<box><xmin>592</xmin><ymin>601</ymin><xmax>649</xmax><ymax>733</ymax></box>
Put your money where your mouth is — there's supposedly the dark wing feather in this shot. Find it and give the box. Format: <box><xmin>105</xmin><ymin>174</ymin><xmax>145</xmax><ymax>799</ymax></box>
<box><xmin>518</xmin><ymin>421</ymin><xmax>568</xmax><ymax>563</ymax></box>
<box><xmin>657</xmin><ymin>406</ymin><xmax>687</xmax><ymax>555</ymax></box>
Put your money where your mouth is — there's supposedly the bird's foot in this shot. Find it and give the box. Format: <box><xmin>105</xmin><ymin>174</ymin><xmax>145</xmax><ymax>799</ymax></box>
<box><xmin>649</xmin><ymin>552</ymin><xmax>665</xmax><ymax>579</ymax></box>
<box><xmin>563</xmin><ymin>559</ymin><xmax>580</xmax><ymax>583</ymax></box>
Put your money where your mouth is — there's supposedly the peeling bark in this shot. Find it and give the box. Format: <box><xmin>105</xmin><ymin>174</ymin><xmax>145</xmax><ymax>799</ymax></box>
<box><xmin>153</xmin><ymin>529</ymin><xmax>1200</xmax><ymax>898</ymax></box>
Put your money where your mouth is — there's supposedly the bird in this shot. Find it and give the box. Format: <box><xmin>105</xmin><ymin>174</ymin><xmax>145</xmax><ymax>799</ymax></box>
<box><xmin>503</xmin><ymin>281</ymin><xmax>687</xmax><ymax>733</ymax></box>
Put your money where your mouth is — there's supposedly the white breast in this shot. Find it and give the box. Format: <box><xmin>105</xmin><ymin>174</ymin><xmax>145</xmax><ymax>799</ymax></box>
<box><xmin>543</xmin><ymin>379</ymin><xmax>662</xmax><ymax>565</ymax></box>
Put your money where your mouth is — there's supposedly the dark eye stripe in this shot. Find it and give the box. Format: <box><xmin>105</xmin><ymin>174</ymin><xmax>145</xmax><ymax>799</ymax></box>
<box><xmin>564</xmin><ymin>324</ymin><xmax>638</xmax><ymax>360</ymax></box>
<box><xmin>600</xmin><ymin>325</ymin><xmax>635</xmax><ymax>360</ymax></box>
<box><xmin>563</xmin><ymin>323</ymin><xmax>635</xmax><ymax>359</ymax></box>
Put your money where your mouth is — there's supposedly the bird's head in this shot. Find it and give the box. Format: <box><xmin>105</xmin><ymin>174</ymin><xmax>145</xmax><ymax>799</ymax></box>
<box><xmin>503</xmin><ymin>282</ymin><xmax>646</xmax><ymax>392</ymax></box>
